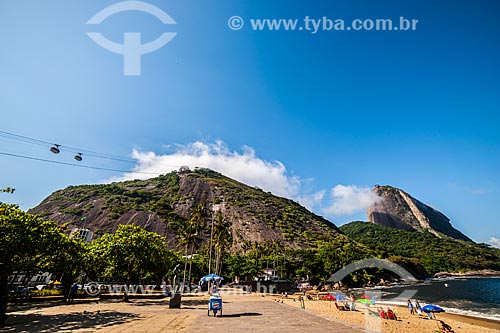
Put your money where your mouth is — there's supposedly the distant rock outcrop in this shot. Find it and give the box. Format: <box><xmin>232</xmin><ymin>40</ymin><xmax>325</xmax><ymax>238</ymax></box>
<box><xmin>367</xmin><ymin>185</ymin><xmax>472</xmax><ymax>242</ymax></box>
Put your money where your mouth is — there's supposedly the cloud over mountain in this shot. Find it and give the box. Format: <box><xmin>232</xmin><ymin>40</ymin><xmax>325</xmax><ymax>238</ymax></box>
<box><xmin>114</xmin><ymin>141</ymin><xmax>376</xmax><ymax>217</ymax></box>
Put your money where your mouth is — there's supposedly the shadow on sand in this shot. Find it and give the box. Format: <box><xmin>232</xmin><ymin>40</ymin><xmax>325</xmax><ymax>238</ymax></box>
<box><xmin>220</xmin><ymin>312</ymin><xmax>262</xmax><ymax>318</ymax></box>
<box><xmin>1</xmin><ymin>310</ymin><xmax>139</xmax><ymax>332</ymax></box>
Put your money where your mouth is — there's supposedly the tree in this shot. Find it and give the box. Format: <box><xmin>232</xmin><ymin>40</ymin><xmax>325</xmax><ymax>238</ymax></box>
<box><xmin>0</xmin><ymin>203</ymin><xmax>62</xmax><ymax>323</ymax></box>
<box><xmin>89</xmin><ymin>224</ymin><xmax>173</xmax><ymax>301</ymax></box>
<box><xmin>177</xmin><ymin>203</ymin><xmax>204</xmax><ymax>290</ymax></box>
<box><xmin>41</xmin><ymin>234</ymin><xmax>87</xmax><ymax>303</ymax></box>
<box><xmin>212</xmin><ymin>213</ymin><xmax>232</xmax><ymax>276</ymax></box>
<box><xmin>0</xmin><ymin>187</ymin><xmax>15</xmax><ymax>194</ymax></box>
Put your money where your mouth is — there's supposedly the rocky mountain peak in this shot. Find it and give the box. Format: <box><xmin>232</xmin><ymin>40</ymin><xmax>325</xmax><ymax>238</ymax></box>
<box><xmin>367</xmin><ymin>185</ymin><xmax>472</xmax><ymax>242</ymax></box>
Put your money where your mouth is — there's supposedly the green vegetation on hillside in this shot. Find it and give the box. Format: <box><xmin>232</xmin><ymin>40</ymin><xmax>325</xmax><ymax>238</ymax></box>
<box><xmin>34</xmin><ymin>169</ymin><xmax>343</xmax><ymax>246</ymax></box>
<box><xmin>340</xmin><ymin>221</ymin><xmax>500</xmax><ymax>275</ymax></box>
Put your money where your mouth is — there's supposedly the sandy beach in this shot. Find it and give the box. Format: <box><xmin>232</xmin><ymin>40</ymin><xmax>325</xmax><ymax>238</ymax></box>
<box><xmin>280</xmin><ymin>295</ymin><xmax>500</xmax><ymax>333</ymax></box>
<box><xmin>1</xmin><ymin>289</ymin><xmax>499</xmax><ymax>332</ymax></box>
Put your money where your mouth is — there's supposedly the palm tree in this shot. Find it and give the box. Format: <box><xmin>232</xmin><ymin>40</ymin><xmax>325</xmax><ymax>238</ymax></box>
<box><xmin>186</xmin><ymin>203</ymin><xmax>205</xmax><ymax>288</ymax></box>
<box><xmin>177</xmin><ymin>217</ymin><xmax>200</xmax><ymax>292</ymax></box>
<box><xmin>212</xmin><ymin>213</ymin><xmax>232</xmax><ymax>276</ymax></box>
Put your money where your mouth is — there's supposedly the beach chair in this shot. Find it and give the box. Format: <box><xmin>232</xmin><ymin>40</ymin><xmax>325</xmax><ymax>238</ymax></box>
<box><xmin>386</xmin><ymin>309</ymin><xmax>396</xmax><ymax>320</ymax></box>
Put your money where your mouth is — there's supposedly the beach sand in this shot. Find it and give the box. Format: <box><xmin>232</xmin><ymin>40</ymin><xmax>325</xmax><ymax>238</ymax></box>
<box><xmin>2</xmin><ymin>289</ymin><xmax>500</xmax><ymax>332</ymax></box>
<box><xmin>280</xmin><ymin>296</ymin><xmax>500</xmax><ymax>333</ymax></box>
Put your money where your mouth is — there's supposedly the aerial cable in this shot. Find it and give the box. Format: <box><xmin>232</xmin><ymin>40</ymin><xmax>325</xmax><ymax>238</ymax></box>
<box><xmin>0</xmin><ymin>151</ymin><xmax>159</xmax><ymax>175</ymax></box>
<box><xmin>0</xmin><ymin>130</ymin><xmax>136</xmax><ymax>163</ymax></box>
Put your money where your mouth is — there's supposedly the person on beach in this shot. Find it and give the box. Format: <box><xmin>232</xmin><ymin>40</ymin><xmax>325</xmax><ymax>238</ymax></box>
<box><xmin>378</xmin><ymin>307</ymin><xmax>387</xmax><ymax>319</ymax></box>
<box><xmin>386</xmin><ymin>308</ymin><xmax>397</xmax><ymax>320</ymax></box>
<box><xmin>407</xmin><ymin>299</ymin><xmax>414</xmax><ymax>315</ymax></box>
<box><xmin>414</xmin><ymin>300</ymin><xmax>422</xmax><ymax>315</ymax></box>
<box><xmin>349</xmin><ymin>294</ymin><xmax>356</xmax><ymax>311</ymax></box>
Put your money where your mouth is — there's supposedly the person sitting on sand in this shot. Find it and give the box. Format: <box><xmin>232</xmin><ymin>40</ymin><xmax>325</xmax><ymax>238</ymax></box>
<box><xmin>378</xmin><ymin>307</ymin><xmax>387</xmax><ymax>319</ymax></box>
<box><xmin>437</xmin><ymin>320</ymin><xmax>455</xmax><ymax>333</ymax></box>
<box><xmin>335</xmin><ymin>302</ymin><xmax>348</xmax><ymax>311</ymax></box>
<box><xmin>386</xmin><ymin>308</ymin><xmax>397</xmax><ymax>320</ymax></box>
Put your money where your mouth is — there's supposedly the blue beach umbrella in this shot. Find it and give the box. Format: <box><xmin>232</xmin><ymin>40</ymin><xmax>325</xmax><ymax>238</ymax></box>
<box><xmin>421</xmin><ymin>304</ymin><xmax>444</xmax><ymax>313</ymax></box>
<box><xmin>336</xmin><ymin>295</ymin><xmax>346</xmax><ymax>301</ymax></box>
<box><xmin>199</xmin><ymin>274</ymin><xmax>224</xmax><ymax>285</ymax></box>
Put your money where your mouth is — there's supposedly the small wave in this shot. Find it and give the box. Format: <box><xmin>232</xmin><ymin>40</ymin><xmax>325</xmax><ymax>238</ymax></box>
<box><xmin>441</xmin><ymin>306</ymin><xmax>500</xmax><ymax>322</ymax></box>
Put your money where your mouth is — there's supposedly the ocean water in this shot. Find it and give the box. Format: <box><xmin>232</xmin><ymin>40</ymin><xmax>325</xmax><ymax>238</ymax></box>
<box><xmin>374</xmin><ymin>278</ymin><xmax>500</xmax><ymax>322</ymax></box>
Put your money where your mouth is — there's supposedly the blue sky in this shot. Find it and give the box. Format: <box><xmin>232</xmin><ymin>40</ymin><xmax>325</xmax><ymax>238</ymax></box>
<box><xmin>0</xmin><ymin>0</ymin><xmax>499</xmax><ymax>245</ymax></box>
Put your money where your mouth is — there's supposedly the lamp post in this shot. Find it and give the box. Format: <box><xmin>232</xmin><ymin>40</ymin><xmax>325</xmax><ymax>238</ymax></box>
<box><xmin>208</xmin><ymin>207</ymin><xmax>218</xmax><ymax>275</ymax></box>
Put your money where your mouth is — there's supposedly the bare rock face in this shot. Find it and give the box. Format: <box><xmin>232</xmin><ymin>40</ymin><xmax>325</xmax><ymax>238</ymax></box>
<box><xmin>367</xmin><ymin>185</ymin><xmax>472</xmax><ymax>242</ymax></box>
<box><xmin>29</xmin><ymin>169</ymin><xmax>345</xmax><ymax>250</ymax></box>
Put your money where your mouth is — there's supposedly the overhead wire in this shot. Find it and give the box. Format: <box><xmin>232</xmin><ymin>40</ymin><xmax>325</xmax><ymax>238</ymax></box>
<box><xmin>0</xmin><ymin>130</ymin><xmax>136</xmax><ymax>164</ymax></box>
<box><xmin>0</xmin><ymin>151</ymin><xmax>160</xmax><ymax>175</ymax></box>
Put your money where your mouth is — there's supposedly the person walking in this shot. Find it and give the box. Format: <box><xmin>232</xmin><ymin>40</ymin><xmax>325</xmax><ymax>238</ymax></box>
<box><xmin>407</xmin><ymin>299</ymin><xmax>414</xmax><ymax>315</ymax></box>
<box><xmin>68</xmin><ymin>283</ymin><xmax>78</xmax><ymax>303</ymax></box>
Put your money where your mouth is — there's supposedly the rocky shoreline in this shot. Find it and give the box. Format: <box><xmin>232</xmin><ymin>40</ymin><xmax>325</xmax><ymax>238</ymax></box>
<box><xmin>433</xmin><ymin>269</ymin><xmax>500</xmax><ymax>278</ymax></box>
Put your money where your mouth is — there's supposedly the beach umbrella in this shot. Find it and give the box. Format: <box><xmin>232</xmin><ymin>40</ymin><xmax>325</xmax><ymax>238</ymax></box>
<box><xmin>336</xmin><ymin>295</ymin><xmax>345</xmax><ymax>301</ymax></box>
<box><xmin>324</xmin><ymin>294</ymin><xmax>336</xmax><ymax>301</ymax></box>
<box><xmin>421</xmin><ymin>304</ymin><xmax>444</xmax><ymax>313</ymax></box>
<box><xmin>199</xmin><ymin>273</ymin><xmax>224</xmax><ymax>285</ymax></box>
<box><xmin>357</xmin><ymin>298</ymin><xmax>375</xmax><ymax>305</ymax></box>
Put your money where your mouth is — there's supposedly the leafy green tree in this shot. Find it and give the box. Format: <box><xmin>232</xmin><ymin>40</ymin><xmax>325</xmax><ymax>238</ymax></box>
<box><xmin>0</xmin><ymin>203</ymin><xmax>62</xmax><ymax>323</ymax></box>
<box><xmin>41</xmin><ymin>234</ymin><xmax>87</xmax><ymax>303</ymax></box>
<box><xmin>226</xmin><ymin>254</ymin><xmax>262</xmax><ymax>282</ymax></box>
<box><xmin>89</xmin><ymin>224</ymin><xmax>173</xmax><ymax>301</ymax></box>
<box><xmin>0</xmin><ymin>187</ymin><xmax>15</xmax><ymax>194</ymax></box>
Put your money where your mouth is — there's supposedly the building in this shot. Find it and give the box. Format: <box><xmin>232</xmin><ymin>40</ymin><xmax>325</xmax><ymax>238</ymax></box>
<box><xmin>70</xmin><ymin>228</ymin><xmax>93</xmax><ymax>243</ymax></box>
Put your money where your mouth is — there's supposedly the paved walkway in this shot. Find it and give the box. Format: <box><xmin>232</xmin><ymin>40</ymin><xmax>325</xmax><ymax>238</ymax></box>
<box><xmin>2</xmin><ymin>290</ymin><xmax>368</xmax><ymax>333</ymax></box>
<box><xmin>188</xmin><ymin>299</ymin><xmax>367</xmax><ymax>333</ymax></box>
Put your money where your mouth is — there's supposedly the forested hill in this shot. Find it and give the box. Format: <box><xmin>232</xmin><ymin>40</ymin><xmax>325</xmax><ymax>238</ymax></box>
<box><xmin>340</xmin><ymin>221</ymin><xmax>500</xmax><ymax>275</ymax></box>
<box><xmin>29</xmin><ymin>168</ymin><xmax>348</xmax><ymax>251</ymax></box>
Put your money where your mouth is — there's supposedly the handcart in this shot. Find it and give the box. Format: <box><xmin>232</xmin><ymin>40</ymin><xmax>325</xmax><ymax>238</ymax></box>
<box><xmin>208</xmin><ymin>294</ymin><xmax>222</xmax><ymax>317</ymax></box>
<box><xmin>199</xmin><ymin>274</ymin><xmax>224</xmax><ymax>317</ymax></box>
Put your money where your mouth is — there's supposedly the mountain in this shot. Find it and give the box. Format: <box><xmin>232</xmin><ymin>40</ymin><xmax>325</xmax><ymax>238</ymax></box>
<box><xmin>29</xmin><ymin>168</ymin><xmax>346</xmax><ymax>251</ymax></box>
<box><xmin>340</xmin><ymin>221</ymin><xmax>500</xmax><ymax>275</ymax></box>
<box><xmin>367</xmin><ymin>185</ymin><xmax>472</xmax><ymax>241</ymax></box>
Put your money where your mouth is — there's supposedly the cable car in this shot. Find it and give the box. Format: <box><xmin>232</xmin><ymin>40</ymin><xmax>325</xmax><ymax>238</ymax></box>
<box><xmin>50</xmin><ymin>144</ymin><xmax>61</xmax><ymax>154</ymax></box>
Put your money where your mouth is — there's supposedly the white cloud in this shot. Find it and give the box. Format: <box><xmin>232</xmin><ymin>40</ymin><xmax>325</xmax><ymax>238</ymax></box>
<box><xmin>322</xmin><ymin>184</ymin><xmax>381</xmax><ymax>216</ymax></box>
<box><xmin>114</xmin><ymin>141</ymin><xmax>300</xmax><ymax>199</ymax></box>
<box><xmin>489</xmin><ymin>237</ymin><xmax>500</xmax><ymax>249</ymax></box>
<box><xmin>470</xmin><ymin>188</ymin><xmax>490</xmax><ymax>195</ymax></box>
<box><xmin>112</xmin><ymin>141</ymin><xmax>376</xmax><ymax>217</ymax></box>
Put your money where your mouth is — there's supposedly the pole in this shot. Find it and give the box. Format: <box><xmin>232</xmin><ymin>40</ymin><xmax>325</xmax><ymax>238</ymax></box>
<box><xmin>208</xmin><ymin>211</ymin><xmax>215</xmax><ymax>275</ymax></box>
